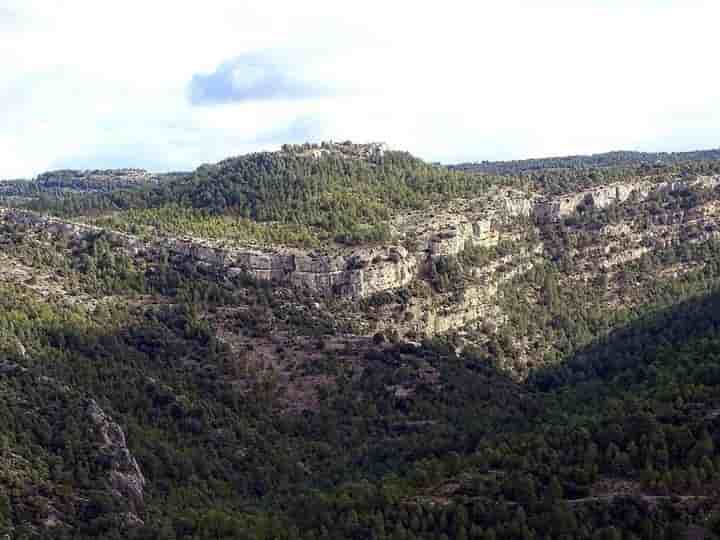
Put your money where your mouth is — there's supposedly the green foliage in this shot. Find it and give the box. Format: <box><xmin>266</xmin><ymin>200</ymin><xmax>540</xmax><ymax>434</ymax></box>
<box><xmin>3</xmin><ymin>269</ymin><xmax>720</xmax><ymax>538</ymax></box>
<box><xmin>90</xmin><ymin>206</ymin><xmax>325</xmax><ymax>247</ymax></box>
<box><xmin>454</xmin><ymin>149</ymin><xmax>720</xmax><ymax>194</ymax></box>
<box><xmin>4</xmin><ymin>148</ymin><xmax>720</xmax><ymax>538</ymax></box>
<box><xmin>17</xmin><ymin>151</ymin><xmax>503</xmax><ymax>247</ymax></box>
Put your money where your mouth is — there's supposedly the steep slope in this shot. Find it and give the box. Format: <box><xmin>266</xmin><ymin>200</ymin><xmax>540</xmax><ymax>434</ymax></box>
<box><xmin>0</xmin><ymin>360</ymin><xmax>146</xmax><ymax>536</ymax></box>
<box><xmin>1</xmin><ymin>263</ymin><xmax>720</xmax><ymax>538</ymax></box>
<box><xmin>3</xmin><ymin>144</ymin><xmax>720</xmax><ymax>537</ymax></box>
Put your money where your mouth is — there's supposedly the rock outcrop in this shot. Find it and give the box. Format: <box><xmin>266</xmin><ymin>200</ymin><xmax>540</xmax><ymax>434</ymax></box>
<box><xmin>85</xmin><ymin>399</ymin><xmax>146</xmax><ymax>513</ymax></box>
<box><xmin>2</xmin><ymin>173</ymin><xmax>717</xmax><ymax>301</ymax></box>
<box><xmin>426</xmin><ymin>218</ymin><xmax>497</xmax><ymax>258</ymax></box>
<box><xmin>0</xmin><ymin>208</ymin><xmax>421</xmax><ymax>299</ymax></box>
<box><xmin>358</xmin><ymin>246</ymin><xmax>542</xmax><ymax>340</ymax></box>
<box><xmin>282</xmin><ymin>141</ymin><xmax>390</xmax><ymax>162</ymax></box>
<box><xmin>35</xmin><ymin>168</ymin><xmax>158</xmax><ymax>190</ymax></box>
<box><xmin>524</xmin><ymin>175</ymin><xmax>720</xmax><ymax>223</ymax></box>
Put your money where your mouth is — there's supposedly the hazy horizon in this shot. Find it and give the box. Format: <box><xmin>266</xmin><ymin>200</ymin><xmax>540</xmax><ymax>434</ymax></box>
<box><xmin>3</xmin><ymin>0</ymin><xmax>719</xmax><ymax>178</ymax></box>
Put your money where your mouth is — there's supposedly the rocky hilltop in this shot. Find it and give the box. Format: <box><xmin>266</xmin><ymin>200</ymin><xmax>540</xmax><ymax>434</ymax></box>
<box><xmin>4</xmin><ymin>166</ymin><xmax>720</xmax><ymax>360</ymax></box>
<box><xmin>3</xmin><ymin>173</ymin><xmax>717</xmax><ymax>301</ymax></box>
<box><xmin>37</xmin><ymin>168</ymin><xmax>155</xmax><ymax>184</ymax></box>
<box><xmin>279</xmin><ymin>141</ymin><xmax>390</xmax><ymax>161</ymax></box>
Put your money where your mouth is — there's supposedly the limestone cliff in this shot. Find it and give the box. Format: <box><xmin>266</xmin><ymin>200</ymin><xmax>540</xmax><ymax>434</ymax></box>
<box><xmin>526</xmin><ymin>175</ymin><xmax>720</xmax><ymax>222</ymax></box>
<box><xmin>1</xmin><ymin>173</ymin><xmax>717</xmax><ymax>302</ymax></box>
<box><xmin>0</xmin><ymin>209</ymin><xmax>468</xmax><ymax>299</ymax></box>
<box><xmin>85</xmin><ymin>399</ymin><xmax>146</xmax><ymax>513</ymax></box>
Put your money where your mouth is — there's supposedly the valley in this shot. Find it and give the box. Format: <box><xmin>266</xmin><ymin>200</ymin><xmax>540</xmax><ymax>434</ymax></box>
<box><xmin>1</xmin><ymin>143</ymin><xmax>720</xmax><ymax>539</ymax></box>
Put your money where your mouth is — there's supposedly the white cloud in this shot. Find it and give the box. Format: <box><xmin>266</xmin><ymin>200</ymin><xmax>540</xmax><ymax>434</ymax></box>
<box><xmin>1</xmin><ymin>0</ymin><xmax>719</xmax><ymax>177</ymax></box>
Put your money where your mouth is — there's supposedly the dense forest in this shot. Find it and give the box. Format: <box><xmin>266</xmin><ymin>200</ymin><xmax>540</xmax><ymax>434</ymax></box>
<box><xmin>2</xmin><ymin>146</ymin><xmax>720</xmax><ymax>538</ymax></box>
<box><xmin>11</xmin><ymin>151</ymin><xmax>500</xmax><ymax>246</ymax></box>
<box><xmin>1</xmin><ymin>242</ymin><xmax>720</xmax><ymax>538</ymax></box>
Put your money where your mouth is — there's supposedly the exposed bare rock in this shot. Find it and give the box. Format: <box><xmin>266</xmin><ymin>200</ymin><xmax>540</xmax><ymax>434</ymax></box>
<box><xmin>35</xmin><ymin>168</ymin><xmax>159</xmax><ymax>191</ymax></box>
<box><xmin>526</xmin><ymin>175</ymin><xmax>720</xmax><ymax>223</ymax></box>
<box><xmin>85</xmin><ymin>399</ymin><xmax>146</xmax><ymax>515</ymax></box>
<box><xmin>281</xmin><ymin>141</ymin><xmax>390</xmax><ymax>162</ymax></box>
<box><xmin>2</xmin><ymin>173</ymin><xmax>717</xmax><ymax>302</ymax></box>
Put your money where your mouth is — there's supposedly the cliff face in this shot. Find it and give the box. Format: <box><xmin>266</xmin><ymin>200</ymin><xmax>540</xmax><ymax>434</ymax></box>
<box><xmin>527</xmin><ymin>175</ymin><xmax>720</xmax><ymax>222</ymax></box>
<box><xmin>493</xmin><ymin>175</ymin><xmax>720</xmax><ymax>223</ymax></box>
<box><xmin>355</xmin><ymin>246</ymin><xmax>541</xmax><ymax>340</ymax></box>
<box><xmin>2</xmin><ymin>173</ymin><xmax>718</xmax><ymax>301</ymax></box>
<box><xmin>426</xmin><ymin>219</ymin><xmax>497</xmax><ymax>258</ymax></box>
<box><xmin>0</xmin><ymin>210</ymin><xmax>486</xmax><ymax>299</ymax></box>
<box><xmin>165</xmin><ymin>241</ymin><xmax>421</xmax><ymax>297</ymax></box>
<box><xmin>0</xmin><ymin>364</ymin><xmax>147</xmax><ymax>531</ymax></box>
<box><xmin>85</xmin><ymin>399</ymin><xmax>146</xmax><ymax>513</ymax></box>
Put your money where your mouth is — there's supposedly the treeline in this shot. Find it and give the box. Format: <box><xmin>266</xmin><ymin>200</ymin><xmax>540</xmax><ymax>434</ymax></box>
<box><xmin>453</xmin><ymin>149</ymin><xmax>720</xmax><ymax>175</ymax></box>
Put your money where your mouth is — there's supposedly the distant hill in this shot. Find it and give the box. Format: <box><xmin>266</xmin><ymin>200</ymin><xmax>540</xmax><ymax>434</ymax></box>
<box><xmin>452</xmin><ymin>148</ymin><xmax>720</xmax><ymax>175</ymax></box>
<box><xmin>13</xmin><ymin>145</ymin><xmax>498</xmax><ymax>245</ymax></box>
<box><xmin>7</xmin><ymin>142</ymin><xmax>720</xmax><ymax>242</ymax></box>
<box><xmin>0</xmin><ymin>168</ymin><xmax>189</xmax><ymax>199</ymax></box>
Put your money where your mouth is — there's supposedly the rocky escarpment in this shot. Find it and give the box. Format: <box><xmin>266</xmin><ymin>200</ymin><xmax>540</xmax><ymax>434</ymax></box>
<box><xmin>173</xmin><ymin>241</ymin><xmax>421</xmax><ymax>298</ymax></box>
<box><xmin>2</xmin><ymin>173</ymin><xmax>717</xmax><ymax>301</ymax></box>
<box><xmin>0</xmin><ymin>364</ymin><xmax>146</xmax><ymax>532</ymax></box>
<box><xmin>354</xmin><ymin>245</ymin><xmax>543</xmax><ymax>340</ymax></box>
<box><xmin>492</xmin><ymin>175</ymin><xmax>720</xmax><ymax>223</ymax></box>
<box><xmin>85</xmin><ymin>399</ymin><xmax>146</xmax><ymax>514</ymax></box>
<box><xmin>0</xmin><ymin>208</ymin><xmax>496</xmax><ymax>299</ymax></box>
<box><xmin>558</xmin><ymin>196</ymin><xmax>720</xmax><ymax>285</ymax></box>
<box><xmin>394</xmin><ymin>207</ymin><xmax>498</xmax><ymax>258</ymax></box>
<box><xmin>527</xmin><ymin>175</ymin><xmax>720</xmax><ymax>222</ymax></box>
<box><xmin>0</xmin><ymin>205</ymin><xmax>517</xmax><ymax>341</ymax></box>
<box><xmin>349</xmin><ymin>174</ymin><xmax>720</xmax><ymax>339</ymax></box>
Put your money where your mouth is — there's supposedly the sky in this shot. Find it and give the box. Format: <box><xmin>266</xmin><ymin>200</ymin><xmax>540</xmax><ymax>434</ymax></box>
<box><xmin>1</xmin><ymin>0</ymin><xmax>719</xmax><ymax>178</ymax></box>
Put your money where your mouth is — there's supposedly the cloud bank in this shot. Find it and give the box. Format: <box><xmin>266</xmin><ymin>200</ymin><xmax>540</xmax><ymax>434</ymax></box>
<box><xmin>0</xmin><ymin>7</ymin><xmax>17</xmax><ymax>29</ymax></box>
<box><xmin>1</xmin><ymin>0</ymin><xmax>719</xmax><ymax>178</ymax></box>
<box><xmin>189</xmin><ymin>52</ymin><xmax>330</xmax><ymax>105</ymax></box>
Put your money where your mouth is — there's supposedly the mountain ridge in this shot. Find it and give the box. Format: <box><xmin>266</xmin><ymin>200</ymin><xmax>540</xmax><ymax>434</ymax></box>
<box><xmin>2</xmin><ymin>141</ymin><xmax>720</xmax><ymax>537</ymax></box>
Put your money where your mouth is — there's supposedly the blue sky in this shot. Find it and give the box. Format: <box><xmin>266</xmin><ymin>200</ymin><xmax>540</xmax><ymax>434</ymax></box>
<box><xmin>1</xmin><ymin>0</ymin><xmax>719</xmax><ymax>178</ymax></box>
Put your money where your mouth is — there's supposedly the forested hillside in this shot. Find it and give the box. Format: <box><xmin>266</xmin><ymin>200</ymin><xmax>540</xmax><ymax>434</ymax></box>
<box><xmin>1</xmin><ymin>233</ymin><xmax>720</xmax><ymax>539</ymax></box>
<box><xmin>2</xmin><ymin>143</ymin><xmax>720</xmax><ymax>538</ymax></box>
<box><xmin>12</xmin><ymin>150</ymin><xmax>498</xmax><ymax>247</ymax></box>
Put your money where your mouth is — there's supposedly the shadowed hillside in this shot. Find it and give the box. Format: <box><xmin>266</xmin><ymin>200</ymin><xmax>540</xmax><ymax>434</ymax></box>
<box><xmin>2</xmin><ymin>144</ymin><xmax>720</xmax><ymax>538</ymax></box>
